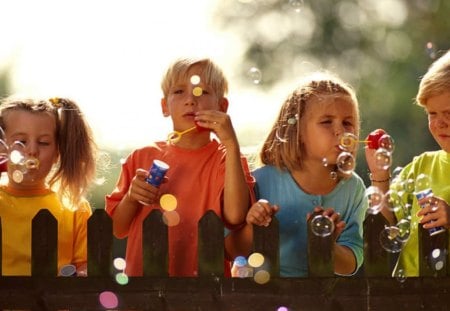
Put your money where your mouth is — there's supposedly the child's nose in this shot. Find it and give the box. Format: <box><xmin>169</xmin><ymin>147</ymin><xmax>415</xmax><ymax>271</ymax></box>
<box><xmin>26</xmin><ymin>142</ymin><xmax>38</xmax><ymax>156</ymax></box>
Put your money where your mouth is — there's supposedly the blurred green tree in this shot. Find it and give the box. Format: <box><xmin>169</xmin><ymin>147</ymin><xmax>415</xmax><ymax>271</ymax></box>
<box><xmin>213</xmin><ymin>0</ymin><xmax>449</xmax><ymax>183</ymax></box>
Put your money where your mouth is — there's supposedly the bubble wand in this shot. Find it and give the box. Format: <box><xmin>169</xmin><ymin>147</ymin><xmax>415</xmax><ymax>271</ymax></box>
<box><xmin>167</xmin><ymin>126</ymin><xmax>197</xmax><ymax>144</ymax></box>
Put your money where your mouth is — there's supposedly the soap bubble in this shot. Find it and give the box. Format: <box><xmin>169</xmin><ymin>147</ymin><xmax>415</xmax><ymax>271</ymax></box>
<box><xmin>310</xmin><ymin>214</ymin><xmax>334</xmax><ymax>237</ymax></box>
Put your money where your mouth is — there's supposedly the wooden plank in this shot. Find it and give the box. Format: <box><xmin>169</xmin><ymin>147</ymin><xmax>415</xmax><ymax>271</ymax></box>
<box><xmin>307</xmin><ymin>213</ymin><xmax>333</xmax><ymax>277</ymax></box>
<box><xmin>198</xmin><ymin>211</ymin><xmax>224</xmax><ymax>276</ymax></box>
<box><xmin>143</xmin><ymin>209</ymin><xmax>168</xmax><ymax>277</ymax></box>
<box><xmin>87</xmin><ymin>209</ymin><xmax>113</xmax><ymax>276</ymax></box>
<box><xmin>418</xmin><ymin>224</ymin><xmax>448</xmax><ymax>276</ymax></box>
<box><xmin>32</xmin><ymin>209</ymin><xmax>57</xmax><ymax>277</ymax></box>
<box><xmin>252</xmin><ymin>218</ymin><xmax>279</xmax><ymax>277</ymax></box>
<box><xmin>363</xmin><ymin>213</ymin><xmax>393</xmax><ymax>276</ymax></box>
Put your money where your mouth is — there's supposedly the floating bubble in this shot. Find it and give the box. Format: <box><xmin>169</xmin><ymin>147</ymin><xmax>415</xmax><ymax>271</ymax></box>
<box><xmin>0</xmin><ymin>139</ymin><xmax>8</xmax><ymax>164</ymax></box>
<box><xmin>339</xmin><ymin>133</ymin><xmax>358</xmax><ymax>152</ymax></box>
<box><xmin>415</xmin><ymin>173</ymin><xmax>431</xmax><ymax>192</ymax></box>
<box><xmin>12</xmin><ymin>170</ymin><xmax>24</xmax><ymax>183</ymax></box>
<box><xmin>392</xmin><ymin>166</ymin><xmax>404</xmax><ymax>180</ymax></box>
<box><xmin>395</xmin><ymin>268</ymin><xmax>406</xmax><ymax>283</ymax></box>
<box><xmin>115</xmin><ymin>272</ymin><xmax>129</xmax><ymax>285</ymax></box>
<box><xmin>378</xmin><ymin>134</ymin><xmax>395</xmax><ymax>152</ymax></box>
<box><xmin>113</xmin><ymin>257</ymin><xmax>126</xmax><ymax>270</ymax></box>
<box><xmin>248</xmin><ymin>252</ymin><xmax>265</xmax><ymax>268</ymax></box>
<box><xmin>25</xmin><ymin>157</ymin><xmax>39</xmax><ymax>170</ymax></box>
<box><xmin>366</xmin><ymin>186</ymin><xmax>384</xmax><ymax>215</ymax></box>
<box><xmin>426</xmin><ymin>42</ymin><xmax>437</xmax><ymax>59</ymax></box>
<box><xmin>336</xmin><ymin>151</ymin><xmax>355</xmax><ymax>175</ymax></box>
<box><xmin>403</xmin><ymin>178</ymin><xmax>416</xmax><ymax>194</ymax></box>
<box><xmin>192</xmin><ymin>86</ymin><xmax>203</xmax><ymax>97</ymax></box>
<box><xmin>10</xmin><ymin>150</ymin><xmax>25</xmax><ymax>165</ymax></box>
<box><xmin>289</xmin><ymin>0</ymin><xmax>304</xmax><ymax>12</ymax></box>
<box><xmin>247</xmin><ymin>67</ymin><xmax>262</xmax><ymax>84</ymax></box>
<box><xmin>374</xmin><ymin>148</ymin><xmax>392</xmax><ymax>170</ymax></box>
<box><xmin>233</xmin><ymin>256</ymin><xmax>253</xmax><ymax>278</ymax></box>
<box><xmin>278</xmin><ymin>307</ymin><xmax>289</xmax><ymax>311</ymax></box>
<box><xmin>59</xmin><ymin>264</ymin><xmax>77</xmax><ymax>277</ymax></box>
<box><xmin>396</xmin><ymin>218</ymin><xmax>411</xmax><ymax>242</ymax></box>
<box><xmin>160</xmin><ymin>194</ymin><xmax>177</xmax><ymax>211</ymax></box>
<box><xmin>99</xmin><ymin>291</ymin><xmax>119</xmax><ymax>309</ymax></box>
<box><xmin>234</xmin><ymin>256</ymin><xmax>247</xmax><ymax>267</ymax></box>
<box><xmin>275</xmin><ymin>125</ymin><xmax>288</xmax><ymax>143</ymax></box>
<box><xmin>310</xmin><ymin>214</ymin><xmax>335</xmax><ymax>237</ymax></box>
<box><xmin>190</xmin><ymin>75</ymin><xmax>201</xmax><ymax>85</ymax></box>
<box><xmin>429</xmin><ymin>248</ymin><xmax>446</xmax><ymax>271</ymax></box>
<box><xmin>162</xmin><ymin>210</ymin><xmax>180</xmax><ymax>227</ymax></box>
<box><xmin>330</xmin><ymin>171</ymin><xmax>337</xmax><ymax>180</ymax></box>
<box><xmin>383</xmin><ymin>189</ymin><xmax>402</xmax><ymax>213</ymax></box>
<box><xmin>253</xmin><ymin>269</ymin><xmax>270</xmax><ymax>284</ymax></box>
<box><xmin>379</xmin><ymin>226</ymin><xmax>403</xmax><ymax>253</ymax></box>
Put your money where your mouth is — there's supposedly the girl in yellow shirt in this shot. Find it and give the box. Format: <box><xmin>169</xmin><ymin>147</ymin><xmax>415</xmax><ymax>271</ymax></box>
<box><xmin>0</xmin><ymin>97</ymin><xmax>97</xmax><ymax>276</ymax></box>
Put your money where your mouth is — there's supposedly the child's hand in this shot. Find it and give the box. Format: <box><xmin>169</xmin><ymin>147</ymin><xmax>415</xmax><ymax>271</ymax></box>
<box><xmin>246</xmin><ymin>199</ymin><xmax>279</xmax><ymax>227</ymax></box>
<box><xmin>307</xmin><ymin>206</ymin><xmax>346</xmax><ymax>241</ymax></box>
<box><xmin>195</xmin><ymin>110</ymin><xmax>238</xmax><ymax>148</ymax></box>
<box><xmin>127</xmin><ymin>168</ymin><xmax>161</xmax><ymax>205</ymax></box>
<box><xmin>417</xmin><ymin>196</ymin><xmax>450</xmax><ymax>229</ymax></box>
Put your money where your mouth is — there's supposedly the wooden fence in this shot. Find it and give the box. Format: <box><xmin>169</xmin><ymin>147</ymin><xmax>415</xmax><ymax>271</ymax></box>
<box><xmin>1</xmin><ymin>209</ymin><xmax>450</xmax><ymax>310</ymax></box>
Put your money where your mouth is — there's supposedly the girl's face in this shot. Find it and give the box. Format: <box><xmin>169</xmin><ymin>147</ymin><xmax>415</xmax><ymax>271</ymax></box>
<box><xmin>4</xmin><ymin>110</ymin><xmax>58</xmax><ymax>190</ymax></box>
<box><xmin>425</xmin><ymin>91</ymin><xmax>450</xmax><ymax>152</ymax></box>
<box><xmin>161</xmin><ymin>63</ymin><xmax>227</xmax><ymax>131</ymax></box>
<box><xmin>302</xmin><ymin>95</ymin><xmax>357</xmax><ymax>165</ymax></box>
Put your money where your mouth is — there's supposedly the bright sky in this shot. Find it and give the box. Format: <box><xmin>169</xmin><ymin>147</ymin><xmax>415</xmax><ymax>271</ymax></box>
<box><xmin>0</xmin><ymin>0</ymin><xmax>282</xmax><ymax>150</ymax></box>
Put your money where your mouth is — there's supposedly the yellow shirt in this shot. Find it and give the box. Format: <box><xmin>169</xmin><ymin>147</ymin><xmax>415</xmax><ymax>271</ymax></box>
<box><xmin>0</xmin><ymin>186</ymin><xmax>91</xmax><ymax>275</ymax></box>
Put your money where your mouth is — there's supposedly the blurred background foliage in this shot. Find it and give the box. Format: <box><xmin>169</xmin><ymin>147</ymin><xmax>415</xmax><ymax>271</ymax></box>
<box><xmin>214</xmin><ymin>0</ymin><xmax>449</xmax><ymax>182</ymax></box>
<box><xmin>1</xmin><ymin>0</ymin><xmax>449</xmax><ymax>212</ymax></box>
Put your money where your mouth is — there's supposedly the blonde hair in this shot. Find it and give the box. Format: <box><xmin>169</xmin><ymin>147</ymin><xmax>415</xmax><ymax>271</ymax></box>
<box><xmin>416</xmin><ymin>50</ymin><xmax>450</xmax><ymax>107</ymax></box>
<box><xmin>161</xmin><ymin>57</ymin><xmax>228</xmax><ymax>99</ymax></box>
<box><xmin>0</xmin><ymin>97</ymin><xmax>97</xmax><ymax>207</ymax></box>
<box><xmin>260</xmin><ymin>71</ymin><xmax>360</xmax><ymax>173</ymax></box>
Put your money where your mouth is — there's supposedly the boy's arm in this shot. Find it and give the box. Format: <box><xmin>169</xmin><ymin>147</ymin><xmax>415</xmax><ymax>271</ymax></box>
<box><xmin>111</xmin><ymin>169</ymin><xmax>160</xmax><ymax>238</ymax></box>
<box><xmin>223</xmin><ymin>140</ymin><xmax>251</xmax><ymax>226</ymax></box>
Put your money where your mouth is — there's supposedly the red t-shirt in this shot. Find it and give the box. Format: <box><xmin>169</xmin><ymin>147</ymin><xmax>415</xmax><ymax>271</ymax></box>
<box><xmin>105</xmin><ymin>140</ymin><xmax>254</xmax><ymax>276</ymax></box>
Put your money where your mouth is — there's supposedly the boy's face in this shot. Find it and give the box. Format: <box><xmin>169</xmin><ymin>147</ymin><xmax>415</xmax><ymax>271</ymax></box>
<box><xmin>161</xmin><ymin>64</ymin><xmax>227</xmax><ymax>131</ymax></box>
<box><xmin>425</xmin><ymin>91</ymin><xmax>450</xmax><ymax>152</ymax></box>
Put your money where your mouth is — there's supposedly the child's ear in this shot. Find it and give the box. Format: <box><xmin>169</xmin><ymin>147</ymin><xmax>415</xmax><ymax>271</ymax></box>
<box><xmin>219</xmin><ymin>98</ymin><xmax>229</xmax><ymax>113</ymax></box>
<box><xmin>161</xmin><ymin>98</ymin><xmax>170</xmax><ymax>117</ymax></box>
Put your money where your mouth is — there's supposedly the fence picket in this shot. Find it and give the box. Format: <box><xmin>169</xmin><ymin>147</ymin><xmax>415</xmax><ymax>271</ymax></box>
<box><xmin>198</xmin><ymin>210</ymin><xmax>224</xmax><ymax>276</ymax></box>
<box><xmin>307</xmin><ymin>214</ymin><xmax>334</xmax><ymax>277</ymax></box>
<box><xmin>363</xmin><ymin>213</ymin><xmax>393</xmax><ymax>276</ymax></box>
<box><xmin>32</xmin><ymin>209</ymin><xmax>57</xmax><ymax>277</ymax></box>
<box><xmin>87</xmin><ymin>209</ymin><xmax>113</xmax><ymax>276</ymax></box>
<box><xmin>418</xmin><ymin>224</ymin><xmax>448</xmax><ymax>276</ymax></box>
<box><xmin>252</xmin><ymin>218</ymin><xmax>279</xmax><ymax>277</ymax></box>
<box><xmin>143</xmin><ymin>209</ymin><xmax>168</xmax><ymax>276</ymax></box>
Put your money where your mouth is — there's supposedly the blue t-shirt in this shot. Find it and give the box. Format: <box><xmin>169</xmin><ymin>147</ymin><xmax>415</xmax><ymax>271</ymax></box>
<box><xmin>253</xmin><ymin>165</ymin><xmax>366</xmax><ymax>277</ymax></box>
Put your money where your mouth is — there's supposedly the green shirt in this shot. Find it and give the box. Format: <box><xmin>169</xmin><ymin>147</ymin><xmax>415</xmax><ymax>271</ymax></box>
<box><xmin>394</xmin><ymin>150</ymin><xmax>450</xmax><ymax>276</ymax></box>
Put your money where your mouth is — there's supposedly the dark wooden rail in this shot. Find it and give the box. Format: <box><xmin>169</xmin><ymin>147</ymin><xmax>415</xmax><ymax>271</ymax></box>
<box><xmin>0</xmin><ymin>209</ymin><xmax>449</xmax><ymax>310</ymax></box>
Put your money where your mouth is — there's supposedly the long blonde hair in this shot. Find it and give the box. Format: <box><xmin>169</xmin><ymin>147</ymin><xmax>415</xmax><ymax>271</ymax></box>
<box><xmin>260</xmin><ymin>72</ymin><xmax>360</xmax><ymax>173</ymax></box>
<box><xmin>0</xmin><ymin>97</ymin><xmax>97</xmax><ymax>207</ymax></box>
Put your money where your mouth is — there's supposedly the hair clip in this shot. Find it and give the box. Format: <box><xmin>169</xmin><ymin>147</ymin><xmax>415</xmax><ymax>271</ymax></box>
<box><xmin>287</xmin><ymin>114</ymin><xmax>298</xmax><ymax>125</ymax></box>
<box><xmin>49</xmin><ymin>97</ymin><xmax>62</xmax><ymax>108</ymax></box>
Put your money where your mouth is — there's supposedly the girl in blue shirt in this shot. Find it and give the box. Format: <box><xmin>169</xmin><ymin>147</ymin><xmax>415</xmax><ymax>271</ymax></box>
<box><xmin>231</xmin><ymin>72</ymin><xmax>368</xmax><ymax>277</ymax></box>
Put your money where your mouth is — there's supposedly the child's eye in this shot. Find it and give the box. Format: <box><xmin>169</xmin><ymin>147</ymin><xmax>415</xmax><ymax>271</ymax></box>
<box><xmin>320</xmin><ymin>120</ymin><xmax>332</xmax><ymax>124</ymax></box>
<box><xmin>344</xmin><ymin>121</ymin><xmax>354</xmax><ymax>127</ymax></box>
<box><xmin>39</xmin><ymin>141</ymin><xmax>51</xmax><ymax>146</ymax></box>
<box><xmin>173</xmin><ymin>89</ymin><xmax>184</xmax><ymax>94</ymax></box>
